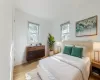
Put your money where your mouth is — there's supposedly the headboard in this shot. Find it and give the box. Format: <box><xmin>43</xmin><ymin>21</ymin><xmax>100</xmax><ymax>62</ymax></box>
<box><xmin>62</xmin><ymin>40</ymin><xmax>93</xmax><ymax>60</ymax></box>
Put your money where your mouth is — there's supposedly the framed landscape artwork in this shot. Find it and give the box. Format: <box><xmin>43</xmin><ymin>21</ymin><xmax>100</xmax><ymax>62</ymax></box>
<box><xmin>76</xmin><ymin>16</ymin><xmax>97</xmax><ymax>37</ymax></box>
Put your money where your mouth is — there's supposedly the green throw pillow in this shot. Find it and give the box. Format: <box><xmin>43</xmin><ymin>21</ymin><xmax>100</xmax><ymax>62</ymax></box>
<box><xmin>63</xmin><ymin>46</ymin><xmax>73</xmax><ymax>55</ymax></box>
<box><xmin>71</xmin><ymin>47</ymin><xmax>83</xmax><ymax>58</ymax></box>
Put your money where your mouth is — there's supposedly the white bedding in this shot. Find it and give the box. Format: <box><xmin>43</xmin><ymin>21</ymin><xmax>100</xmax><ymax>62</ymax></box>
<box><xmin>37</xmin><ymin>53</ymin><xmax>90</xmax><ymax>80</ymax></box>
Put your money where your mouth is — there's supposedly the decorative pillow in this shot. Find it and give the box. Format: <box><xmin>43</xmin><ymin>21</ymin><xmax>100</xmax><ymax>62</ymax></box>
<box><xmin>71</xmin><ymin>47</ymin><xmax>83</xmax><ymax>58</ymax></box>
<box><xmin>75</xmin><ymin>46</ymin><xmax>86</xmax><ymax>57</ymax></box>
<box><xmin>63</xmin><ymin>46</ymin><xmax>73</xmax><ymax>55</ymax></box>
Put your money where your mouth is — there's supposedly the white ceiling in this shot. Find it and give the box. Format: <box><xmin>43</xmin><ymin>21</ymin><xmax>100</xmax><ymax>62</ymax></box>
<box><xmin>15</xmin><ymin>0</ymin><xmax>97</xmax><ymax>20</ymax></box>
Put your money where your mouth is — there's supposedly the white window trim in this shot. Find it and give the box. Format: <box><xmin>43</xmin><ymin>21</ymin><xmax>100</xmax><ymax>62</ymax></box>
<box><xmin>28</xmin><ymin>21</ymin><xmax>39</xmax><ymax>44</ymax></box>
<box><xmin>60</xmin><ymin>21</ymin><xmax>70</xmax><ymax>41</ymax></box>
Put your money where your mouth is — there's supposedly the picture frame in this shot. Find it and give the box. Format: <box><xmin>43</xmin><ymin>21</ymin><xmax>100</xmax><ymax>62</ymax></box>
<box><xmin>76</xmin><ymin>16</ymin><xmax>98</xmax><ymax>37</ymax></box>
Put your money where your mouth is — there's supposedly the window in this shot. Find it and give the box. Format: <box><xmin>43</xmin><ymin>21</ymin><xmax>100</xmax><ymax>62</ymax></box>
<box><xmin>61</xmin><ymin>22</ymin><xmax>70</xmax><ymax>41</ymax></box>
<box><xmin>28</xmin><ymin>22</ymin><xmax>39</xmax><ymax>43</ymax></box>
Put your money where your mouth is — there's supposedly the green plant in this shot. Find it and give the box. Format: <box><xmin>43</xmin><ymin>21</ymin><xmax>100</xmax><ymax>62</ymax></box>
<box><xmin>48</xmin><ymin>33</ymin><xmax>55</xmax><ymax>51</ymax></box>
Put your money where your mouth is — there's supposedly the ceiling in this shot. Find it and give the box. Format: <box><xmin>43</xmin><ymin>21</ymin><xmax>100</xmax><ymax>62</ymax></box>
<box><xmin>15</xmin><ymin>0</ymin><xmax>97</xmax><ymax>20</ymax></box>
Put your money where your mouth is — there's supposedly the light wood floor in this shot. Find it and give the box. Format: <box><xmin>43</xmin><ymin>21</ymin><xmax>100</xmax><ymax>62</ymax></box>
<box><xmin>13</xmin><ymin>61</ymin><xmax>99</xmax><ymax>80</ymax></box>
<box><xmin>13</xmin><ymin>61</ymin><xmax>39</xmax><ymax>80</ymax></box>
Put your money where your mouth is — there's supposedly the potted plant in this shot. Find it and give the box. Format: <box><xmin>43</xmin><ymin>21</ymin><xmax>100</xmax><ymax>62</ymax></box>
<box><xmin>48</xmin><ymin>33</ymin><xmax>55</xmax><ymax>56</ymax></box>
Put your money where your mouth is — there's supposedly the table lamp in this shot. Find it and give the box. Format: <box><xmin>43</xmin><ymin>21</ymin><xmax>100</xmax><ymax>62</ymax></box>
<box><xmin>93</xmin><ymin>42</ymin><xmax>100</xmax><ymax>62</ymax></box>
<box><xmin>55</xmin><ymin>42</ymin><xmax>62</xmax><ymax>53</ymax></box>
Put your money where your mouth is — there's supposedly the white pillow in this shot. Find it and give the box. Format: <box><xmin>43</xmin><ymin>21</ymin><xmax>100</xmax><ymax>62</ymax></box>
<box><xmin>75</xmin><ymin>46</ymin><xmax>87</xmax><ymax>57</ymax></box>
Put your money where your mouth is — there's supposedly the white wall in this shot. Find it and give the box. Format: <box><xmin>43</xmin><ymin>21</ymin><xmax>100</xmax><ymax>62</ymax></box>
<box><xmin>0</xmin><ymin>0</ymin><xmax>13</xmax><ymax>80</ymax></box>
<box><xmin>14</xmin><ymin>9</ymin><xmax>52</xmax><ymax>66</ymax></box>
<box><xmin>52</xmin><ymin>0</ymin><xmax>100</xmax><ymax>42</ymax></box>
<box><xmin>14</xmin><ymin>0</ymin><xmax>100</xmax><ymax>66</ymax></box>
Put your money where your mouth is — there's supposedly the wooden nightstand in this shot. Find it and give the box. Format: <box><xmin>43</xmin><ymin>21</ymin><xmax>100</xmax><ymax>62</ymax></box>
<box><xmin>91</xmin><ymin>61</ymin><xmax>100</xmax><ymax>79</ymax></box>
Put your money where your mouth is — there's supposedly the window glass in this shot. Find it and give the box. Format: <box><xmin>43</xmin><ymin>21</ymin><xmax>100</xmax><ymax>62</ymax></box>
<box><xmin>61</xmin><ymin>22</ymin><xmax>70</xmax><ymax>41</ymax></box>
<box><xmin>28</xmin><ymin>22</ymin><xmax>39</xmax><ymax>43</ymax></box>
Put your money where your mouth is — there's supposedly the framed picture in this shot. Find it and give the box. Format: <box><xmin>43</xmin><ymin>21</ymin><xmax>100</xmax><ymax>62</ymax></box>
<box><xmin>76</xmin><ymin>16</ymin><xmax>98</xmax><ymax>37</ymax></box>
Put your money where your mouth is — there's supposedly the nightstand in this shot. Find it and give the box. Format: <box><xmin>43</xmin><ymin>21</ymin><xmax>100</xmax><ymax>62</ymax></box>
<box><xmin>91</xmin><ymin>61</ymin><xmax>100</xmax><ymax>79</ymax></box>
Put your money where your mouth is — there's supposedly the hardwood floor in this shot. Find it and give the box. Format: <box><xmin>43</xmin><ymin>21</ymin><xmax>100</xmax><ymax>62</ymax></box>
<box><xmin>13</xmin><ymin>61</ymin><xmax>39</xmax><ymax>80</ymax></box>
<box><xmin>13</xmin><ymin>61</ymin><xmax>99</xmax><ymax>80</ymax></box>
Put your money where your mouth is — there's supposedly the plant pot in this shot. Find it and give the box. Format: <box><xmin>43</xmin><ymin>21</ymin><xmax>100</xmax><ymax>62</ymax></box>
<box><xmin>49</xmin><ymin>51</ymin><xmax>54</xmax><ymax>56</ymax></box>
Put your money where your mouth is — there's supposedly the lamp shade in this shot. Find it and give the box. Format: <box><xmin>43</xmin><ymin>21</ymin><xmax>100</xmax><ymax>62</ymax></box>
<box><xmin>56</xmin><ymin>42</ymin><xmax>61</xmax><ymax>46</ymax></box>
<box><xmin>93</xmin><ymin>42</ymin><xmax>100</xmax><ymax>50</ymax></box>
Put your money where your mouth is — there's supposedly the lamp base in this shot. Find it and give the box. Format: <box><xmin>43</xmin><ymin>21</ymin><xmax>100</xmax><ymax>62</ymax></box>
<box><xmin>49</xmin><ymin>51</ymin><xmax>54</xmax><ymax>56</ymax></box>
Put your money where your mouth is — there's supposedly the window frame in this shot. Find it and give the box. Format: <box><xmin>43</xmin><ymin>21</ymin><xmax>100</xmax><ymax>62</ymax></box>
<box><xmin>28</xmin><ymin>21</ymin><xmax>39</xmax><ymax>44</ymax></box>
<box><xmin>60</xmin><ymin>21</ymin><xmax>70</xmax><ymax>41</ymax></box>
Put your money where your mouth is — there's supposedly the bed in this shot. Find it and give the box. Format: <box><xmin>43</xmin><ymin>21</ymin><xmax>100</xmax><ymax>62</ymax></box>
<box><xmin>37</xmin><ymin>41</ymin><xmax>93</xmax><ymax>80</ymax></box>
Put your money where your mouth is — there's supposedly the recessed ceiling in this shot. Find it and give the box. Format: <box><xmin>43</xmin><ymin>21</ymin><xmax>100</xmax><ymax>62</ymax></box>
<box><xmin>15</xmin><ymin>0</ymin><xmax>98</xmax><ymax>20</ymax></box>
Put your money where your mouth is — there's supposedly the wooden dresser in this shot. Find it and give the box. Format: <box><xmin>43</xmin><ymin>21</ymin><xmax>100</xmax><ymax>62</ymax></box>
<box><xmin>26</xmin><ymin>45</ymin><xmax>45</xmax><ymax>62</ymax></box>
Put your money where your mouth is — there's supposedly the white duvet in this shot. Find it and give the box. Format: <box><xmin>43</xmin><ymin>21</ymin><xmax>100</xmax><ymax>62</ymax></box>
<box><xmin>38</xmin><ymin>53</ymin><xmax>90</xmax><ymax>80</ymax></box>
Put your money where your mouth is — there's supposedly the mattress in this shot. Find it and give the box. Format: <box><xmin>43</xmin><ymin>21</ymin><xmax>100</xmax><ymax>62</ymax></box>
<box><xmin>37</xmin><ymin>53</ymin><xmax>91</xmax><ymax>80</ymax></box>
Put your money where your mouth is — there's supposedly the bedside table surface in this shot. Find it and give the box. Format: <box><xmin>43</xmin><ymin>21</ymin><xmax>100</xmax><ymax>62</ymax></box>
<box><xmin>92</xmin><ymin>61</ymin><xmax>100</xmax><ymax>69</ymax></box>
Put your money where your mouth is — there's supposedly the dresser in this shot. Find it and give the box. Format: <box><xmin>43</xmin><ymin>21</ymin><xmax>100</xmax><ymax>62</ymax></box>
<box><xmin>26</xmin><ymin>45</ymin><xmax>45</xmax><ymax>62</ymax></box>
